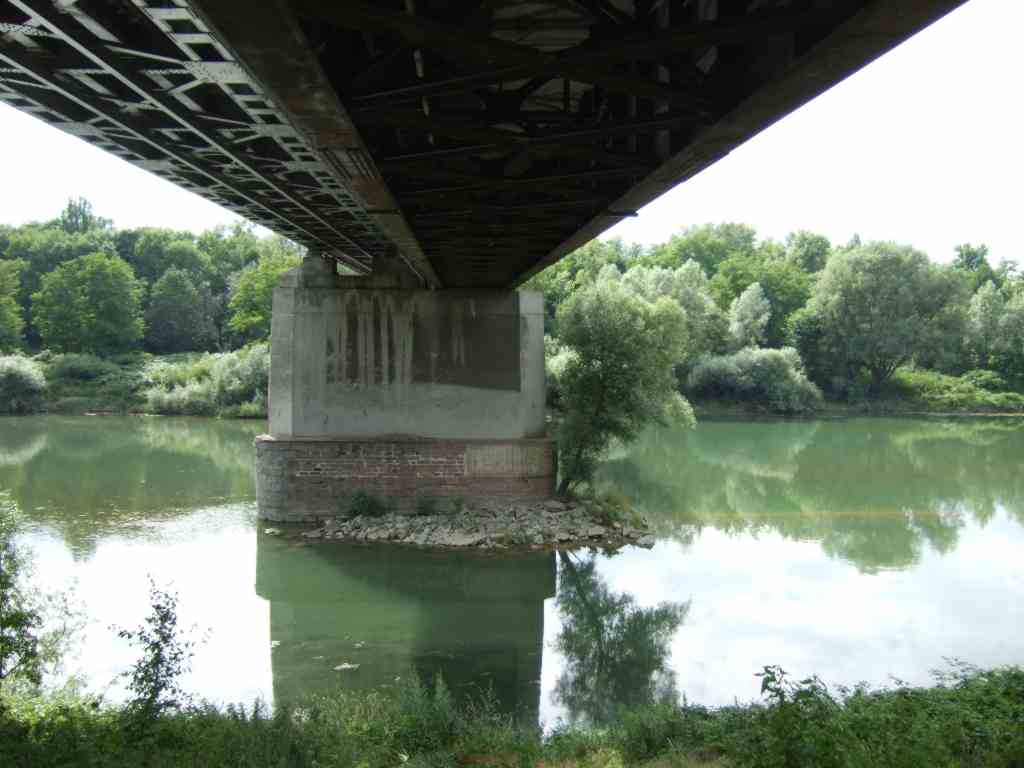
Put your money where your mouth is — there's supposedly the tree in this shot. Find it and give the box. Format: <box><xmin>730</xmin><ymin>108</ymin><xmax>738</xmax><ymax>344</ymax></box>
<box><xmin>710</xmin><ymin>255</ymin><xmax>811</xmax><ymax>348</ymax></box>
<box><xmin>550</xmin><ymin>281</ymin><xmax>694</xmax><ymax>493</ymax></box>
<box><xmin>524</xmin><ymin>238</ymin><xmax>638</xmax><ymax>334</ymax></box>
<box><xmin>785</xmin><ymin>230</ymin><xmax>831</xmax><ymax>273</ymax></box>
<box><xmin>228</xmin><ymin>238</ymin><xmax>303</xmax><ymax>341</ymax></box>
<box><xmin>807</xmin><ymin>242</ymin><xmax>967</xmax><ymax>392</ymax></box>
<box><xmin>145</xmin><ymin>268</ymin><xmax>213</xmax><ymax>353</ymax></box>
<box><xmin>953</xmin><ymin>243</ymin><xmax>1000</xmax><ymax>293</ymax></box>
<box><xmin>3</xmin><ymin>226</ymin><xmax>115</xmax><ymax>345</ymax></box>
<box><xmin>641</xmin><ymin>222</ymin><xmax>757</xmax><ymax>276</ymax></box>
<box><xmin>965</xmin><ymin>281</ymin><xmax>1005</xmax><ymax>369</ymax></box>
<box><xmin>57</xmin><ymin>197</ymin><xmax>110</xmax><ymax>234</ymax></box>
<box><xmin>126</xmin><ymin>229</ymin><xmax>206</xmax><ymax>286</ymax></box>
<box><xmin>729</xmin><ymin>282</ymin><xmax>771</xmax><ymax>349</ymax></box>
<box><xmin>953</xmin><ymin>243</ymin><xmax>990</xmax><ymax>272</ymax></box>
<box><xmin>32</xmin><ymin>252</ymin><xmax>144</xmax><ymax>355</ymax></box>
<box><xmin>0</xmin><ymin>261</ymin><xmax>25</xmax><ymax>351</ymax></box>
<box><xmin>621</xmin><ymin>262</ymin><xmax>728</xmax><ymax>358</ymax></box>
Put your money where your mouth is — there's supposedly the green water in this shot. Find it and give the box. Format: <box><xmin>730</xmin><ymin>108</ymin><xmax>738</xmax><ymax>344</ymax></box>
<box><xmin>3</xmin><ymin>415</ymin><xmax>1024</xmax><ymax>726</ymax></box>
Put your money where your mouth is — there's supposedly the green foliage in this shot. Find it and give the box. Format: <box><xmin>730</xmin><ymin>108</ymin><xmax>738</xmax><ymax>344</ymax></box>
<box><xmin>641</xmin><ymin>222</ymin><xmax>758</xmax><ymax>276</ymax></box>
<box><xmin>0</xmin><ymin>356</ymin><xmax>46</xmax><ymax>414</ymax></box>
<box><xmin>0</xmin><ymin>500</ymin><xmax>42</xmax><ymax>687</ymax></box>
<box><xmin>228</xmin><ymin>238</ymin><xmax>303</xmax><ymax>341</ymax></box>
<box><xmin>114</xmin><ymin>579</ymin><xmax>197</xmax><ymax>725</ymax></box>
<box><xmin>687</xmin><ymin>347</ymin><xmax>823</xmax><ymax>414</ymax></box>
<box><xmin>728</xmin><ymin>282</ymin><xmax>771</xmax><ymax>349</ymax></box>
<box><xmin>523</xmin><ymin>238</ymin><xmax>639</xmax><ymax>334</ymax></box>
<box><xmin>551</xmin><ymin>281</ymin><xmax>694</xmax><ymax>492</ymax></box>
<box><xmin>619</xmin><ymin>262</ymin><xmax>729</xmax><ymax>358</ymax></box>
<box><xmin>32</xmin><ymin>252</ymin><xmax>144</xmax><ymax>356</ymax></box>
<box><xmin>347</xmin><ymin>491</ymin><xmax>389</xmax><ymax>518</ymax></box>
<box><xmin>710</xmin><ymin>255</ymin><xmax>811</xmax><ymax>348</ymax></box>
<box><xmin>47</xmin><ymin>353</ymin><xmax>119</xmax><ymax>382</ymax></box>
<box><xmin>784</xmin><ymin>230</ymin><xmax>832</xmax><ymax>273</ymax></box>
<box><xmin>887</xmin><ymin>368</ymin><xmax>1024</xmax><ymax>413</ymax></box>
<box><xmin>145</xmin><ymin>268</ymin><xmax>213</xmax><ymax>353</ymax></box>
<box><xmin>142</xmin><ymin>344</ymin><xmax>268</xmax><ymax>417</ymax></box>
<box><xmin>0</xmin><ymin>260</ymin><xmax>25</xmax><ymax>352</ymax></box>
<box><xmin>806</xmin><ymin>242</ymin><xmax>967</xmax><ymax>392</ymax></box>
<box><xmin>57</xmin><ymin>197</ymin><xmax>110</xmax><ymax>235</ymax></box>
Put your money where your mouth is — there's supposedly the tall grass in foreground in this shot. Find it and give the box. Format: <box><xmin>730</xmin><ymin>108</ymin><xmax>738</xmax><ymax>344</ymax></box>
<box><xmin>2</xmin><ymin>663</ymin><xmax>1023</xmax><ymax>767</ymax></box>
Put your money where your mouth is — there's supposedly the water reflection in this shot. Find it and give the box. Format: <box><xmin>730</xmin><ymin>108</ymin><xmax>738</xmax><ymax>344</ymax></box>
<box><xmin>5</xmin><ymin>415</ymin><xmax>1024</xmax><ymax>717</ymax></box>
<box><xmin>554</xmin><ymin>551</ymin><xmax>687</xmax><ymax>725</ymax></box>
<box><xmin>598</xmin><ymin>418</ymin><xmax>1024</xmax><ymax>571</ymax></box>
<box><xmin>0</xmin><ymin>416</ymin><xmax>262</xmax><ymax>558</ymax></box>
<box><xmin>256</xmin><ymin>532</ymin><xmax>554</xmax><ymax>723</ymax></box>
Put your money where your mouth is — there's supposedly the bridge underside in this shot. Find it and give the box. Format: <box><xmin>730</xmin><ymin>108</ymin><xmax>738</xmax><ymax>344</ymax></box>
<box><xmin>2</xmin><ymin>0</ymin><xmax>963</xmax><ymax>287</ymax></box>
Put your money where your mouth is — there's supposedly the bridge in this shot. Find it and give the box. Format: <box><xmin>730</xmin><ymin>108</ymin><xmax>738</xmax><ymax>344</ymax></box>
<box><xmin>1</xmin><ymin>0</ymin><xmax>965</xmax><ymax>515</ymax></box>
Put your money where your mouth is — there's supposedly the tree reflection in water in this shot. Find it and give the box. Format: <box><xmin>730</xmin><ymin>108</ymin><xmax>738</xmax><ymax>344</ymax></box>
<box><xmin>596</xmin><ymin>418</ymin><xmax>1024</xmax><ymax>572</ymax></box>
<box><xmin>553</xmin><ymin>550</ymin><xmax>689</xmax><ymax>725</ymax></box>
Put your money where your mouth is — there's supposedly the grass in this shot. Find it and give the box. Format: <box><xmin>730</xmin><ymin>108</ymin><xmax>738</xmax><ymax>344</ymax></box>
<box><xmin>5</xmin><ymin>663</ymin><xmax>1021</xmax><ymax>768</ymax></box>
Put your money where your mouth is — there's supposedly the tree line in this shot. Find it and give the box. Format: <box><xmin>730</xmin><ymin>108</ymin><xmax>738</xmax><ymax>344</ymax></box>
<box><xmin>0</xmin><ymin>198</ymin><xmax>302</xmax><ymax>357</ymax></box>
<box><xmin>529</xmin><ymin>223</ymin><xmax>1024</xmax><ymax>402</ymax></box>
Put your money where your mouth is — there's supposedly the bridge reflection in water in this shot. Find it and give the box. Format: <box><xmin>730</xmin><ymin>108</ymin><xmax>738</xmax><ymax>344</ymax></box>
<box><xmin>255</xmin><ymin>532</ymin><xmax>555</xmax><ymax>723</ymax></box>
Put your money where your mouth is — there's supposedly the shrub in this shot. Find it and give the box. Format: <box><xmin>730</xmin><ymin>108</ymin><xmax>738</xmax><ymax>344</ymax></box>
<box><xmin>348</xmin><ymin>492</ymin><xmax>388</xmax><ymax>518</ymax></box>
<box><xmin>142</xmin><ymin>345</ymin><xmax>268</xmax><ymax>417</ymax></box>
<box><xmin>688</xmin><ymin>347</ymin><xmax>822</xmax><ymax>413</ymax></box>
<box><xmin>960</xmin><ymin>368</ymin><xmax>1008</xmax><ymax>392</ymax></box>
<box><xmin>889</xmin><ymin>368</ymin><xmax>1024</xmax><ymax>412</ymax></box>
<box><xmin>47</xmin><ymin>353</ymin><xmax>119</xmax><ymax>383</ymax></box>
<box><xmin>144</xmin><ymin>380</ymin><xmax>217</xmax><ymax>416</ymax></box>
<box><xmin>0</xmin><ymin>356</ymin><xmax>47</xmax><ymax>414</ymax></box>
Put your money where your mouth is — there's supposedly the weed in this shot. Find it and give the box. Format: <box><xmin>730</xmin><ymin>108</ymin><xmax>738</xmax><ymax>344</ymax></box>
<box><xmin>348</xmin><ymin>491</ymin><xmax>389</xmax><ymax>518</ymax></box>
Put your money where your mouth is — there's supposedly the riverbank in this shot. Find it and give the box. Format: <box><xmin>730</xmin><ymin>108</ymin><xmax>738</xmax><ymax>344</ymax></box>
<box><xmin>288</xmin><ymin>495</ymin><xmax>655</xmax><ymax>551</ymax></box>
<box><xmin>1</xmin><ymin>349</ymin><xmax>268</xmax><ymax>418</ymax></box>
<box><xmin>3</xmin><ymin>664</ymin><xmax>1022</xmax><ymax>767</ymax></box>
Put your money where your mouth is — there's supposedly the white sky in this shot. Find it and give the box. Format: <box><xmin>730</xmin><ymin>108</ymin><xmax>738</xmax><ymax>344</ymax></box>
<box><xmin>0</xmin><ymin>0</ymin><xmax>1020</xmax><ymax>264</ymax></box>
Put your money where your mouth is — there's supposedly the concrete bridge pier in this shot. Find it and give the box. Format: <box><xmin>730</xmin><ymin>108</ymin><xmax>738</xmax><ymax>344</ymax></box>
<box><xmin>255</xmin><ymin>256</ymin><xmax>556</xmax><ymax>522</ymax></box>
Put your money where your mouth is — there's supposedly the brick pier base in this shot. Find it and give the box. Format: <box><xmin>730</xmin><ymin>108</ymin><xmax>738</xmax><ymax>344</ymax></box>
<box><xmin>255</xmin><ymin>435</ymin><xmax>557</xmax><ymax>522</ymax></box>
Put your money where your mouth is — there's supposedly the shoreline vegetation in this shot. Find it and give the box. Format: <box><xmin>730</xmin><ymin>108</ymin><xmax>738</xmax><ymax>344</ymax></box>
<box><xmin>3</xmin><ymin>663</ymin><xmax>1023</xmax><ymax>767</ymax></box>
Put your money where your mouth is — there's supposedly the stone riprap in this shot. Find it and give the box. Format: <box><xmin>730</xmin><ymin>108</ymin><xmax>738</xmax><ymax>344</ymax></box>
<box><xmin>284</xmin><ymin>499</ymin><xmax>656</xmax><ymax>550</ymax></box>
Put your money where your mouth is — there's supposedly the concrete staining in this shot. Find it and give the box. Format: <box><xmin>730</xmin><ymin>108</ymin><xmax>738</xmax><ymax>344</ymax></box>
<box><xmin>269</xmin><ymin>258</ymin><xmax>545</xmax><ymax>440</ymax></box>
<box><xmin>257</xmin><ymin>257</ymin><xmax>556</xmax><ymax>522</ymax></box>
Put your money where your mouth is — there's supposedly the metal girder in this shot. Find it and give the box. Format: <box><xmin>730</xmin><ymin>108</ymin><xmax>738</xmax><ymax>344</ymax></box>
<box><xmin>293</xmin><ymin>0</ymin><xmax>696</xmax><ymax>109</ymax></box>
<box><xmin>1</xmin><ymin>0</ymin><xmax>970</xmax><ymax>290</ymax></box>
<box><xmin>0</xmin><ymin>0</ymin><xmax>391</xmax><ymax>271</ymax></box>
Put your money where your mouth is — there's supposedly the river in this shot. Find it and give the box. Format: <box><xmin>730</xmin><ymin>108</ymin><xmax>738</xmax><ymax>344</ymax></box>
<box><xmin>3</xmin><ymin>415</ymin><xmax>1023</xmax><ymax>727</ymax></box>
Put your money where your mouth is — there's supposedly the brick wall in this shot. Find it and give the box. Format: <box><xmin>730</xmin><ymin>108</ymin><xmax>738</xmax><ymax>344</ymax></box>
<box><xmin>255</xmin><ymin>436</ymin><xmax>557</xmax><ymax>522</ymax></box>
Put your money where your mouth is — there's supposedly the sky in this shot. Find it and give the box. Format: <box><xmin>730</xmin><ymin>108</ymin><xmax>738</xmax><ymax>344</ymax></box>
<box><xmin>1</xmin><ymin>0</ymin><xmax>1021</xmax><ymax>265</ymax></box>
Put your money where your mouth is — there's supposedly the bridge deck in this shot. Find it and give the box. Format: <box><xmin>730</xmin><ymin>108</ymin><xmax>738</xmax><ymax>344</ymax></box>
<box><xmin>1</xmin><ymin>1</ymin><xmax>963</xmax><ymax>287</ymax></box>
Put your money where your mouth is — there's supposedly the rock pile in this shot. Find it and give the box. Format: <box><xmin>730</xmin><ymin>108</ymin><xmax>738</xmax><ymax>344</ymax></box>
<box><xmin>296</xmin><ymin>498</ymin><xmax>656</xmax><ymax>550</ymax></box>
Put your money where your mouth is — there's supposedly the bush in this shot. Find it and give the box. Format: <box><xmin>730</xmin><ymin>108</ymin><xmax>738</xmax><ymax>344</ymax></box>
<box><xmin>347</xmin><ymin>492</ymin><xmax>389</xmax><ymax>518</ymax></box>
<box><xmin>960</xmin><ymin>369</ymin><xmax>1009</xmax><ymax>392</ymax></box>
<box><xmin>0</xmin><ymin>356</ymin><xmax>47</xmax><ymax>414</ymax></box>
<box><xmin>142</xmin><ymin>345</ymin><xmax>268</xmax><ymax>418</ymax></box>
<box><xmin>688</xmin><ymin>347</ymin><xmax>822</xmax><ymax>413</ymax></box>
<box><xmin>47</xmin><ymin>353</ymin><xmax>119</xmax><ymax>383</ymax></box>
<box><xmin>889</xmin><ymin>368</ymin><xmax>1024</xmax><ymax>412</ymax></box>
